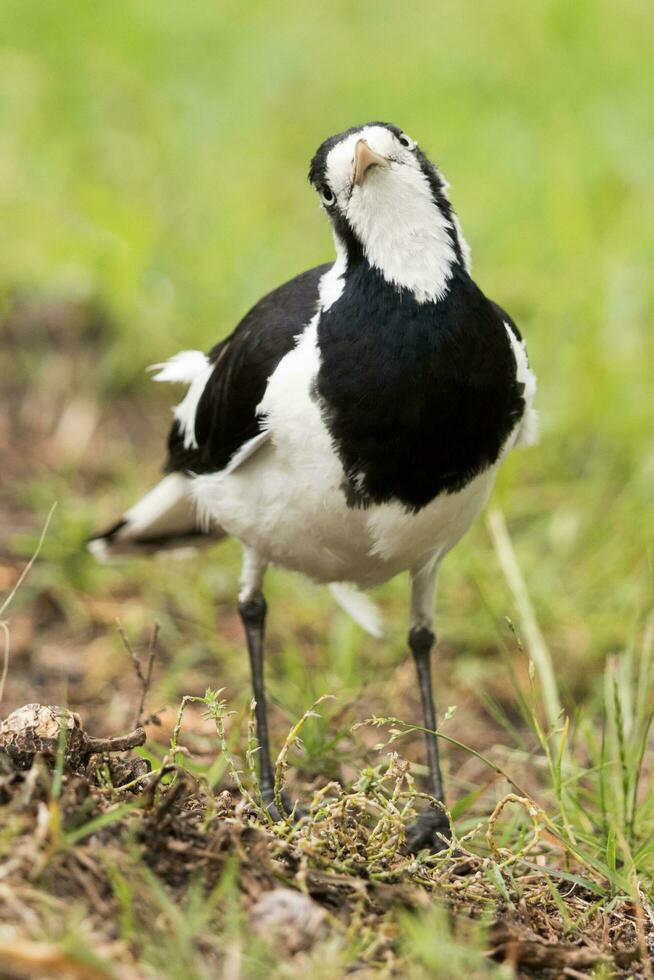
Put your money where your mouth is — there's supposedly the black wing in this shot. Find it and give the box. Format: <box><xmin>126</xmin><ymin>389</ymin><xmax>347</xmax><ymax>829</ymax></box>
<box><xmin>164</xmin><ymin>264</ymin><xmax>329</xmax><ymax>475</ymax></box>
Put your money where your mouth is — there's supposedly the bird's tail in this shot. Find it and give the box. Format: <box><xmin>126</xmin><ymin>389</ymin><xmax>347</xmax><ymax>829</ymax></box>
<box><xmin>88</xmin><ymin>472</ymin><xmax>224</xmax><ymax>560</ymax></box>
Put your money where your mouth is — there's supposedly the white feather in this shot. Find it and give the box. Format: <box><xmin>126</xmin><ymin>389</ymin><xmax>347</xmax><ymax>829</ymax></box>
<box><xmin>318</xmin><ymin>232</ymin><xmax>347</xmax><ymax>310</ymax></box>
<box><xmin>89</xmin><ymin>473</ymin><xmax>205</xmax><ymax>560</ymax></box>
<box><xmin>451</xmin><ymin>213</ymin><xmax>472</xmax><ymax>273</ymax></box>
<box><xmin>223</xmin><ymin>430</ymin><xmax>271</xmax><ymax>475</ymax></box>
<box><xmin>149</xmin><ymin>350</ymin><xmax>209</xmax><ymax>384</ymax></box>
<box><xmin>505</xmin><ymin>325</ymin><xmax>539</xmax><ymax>447</ymax></box>
<box><xmin>329</xmin><ymin>583</ymin><xmax>383</xmax><ymax>638</ymax></box>
<box><xmin>88</xmin><ymin>537</ymin><xmax>111</xmax><ymax>562</ymax></box>
<box><xmin>121</xmin><ymin>473</ymin><xmax>195</xmax><ymax>537</ymax></box>
<box><xmin>149</xmin><ymin>351</ymin><xmax>214</xmax><ymax>451</ymax></box>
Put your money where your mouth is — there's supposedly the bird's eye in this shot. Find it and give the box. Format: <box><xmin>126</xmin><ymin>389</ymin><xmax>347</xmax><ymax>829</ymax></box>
<box><xmin>398</xmin><ymin>132</ymin><xmax>416</xmax><ymax>150</ymax></box>
<box><xmin>319</xmin><ymin>185</ymin><xmax>335</xmax><ymax>207</ymax></box>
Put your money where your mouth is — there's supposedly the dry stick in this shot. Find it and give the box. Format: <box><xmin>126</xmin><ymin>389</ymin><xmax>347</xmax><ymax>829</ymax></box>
<box><xmin>0</xmin><ymin>503</ymin><xmax>57</xmax><ymax>706</ymax></box>
<box><xmin>0</xmin><ymin>622</ymin><xmax>10</xmax><ymax>712</ymax></box>
<box><xmin>86</xmin><ymin>727</ymin><xmax>146</xmax><ymax>754</ymax></box>
<box><xmin>136</xmin><ymin>621</ymin><xmax>159</xmax><ymax>727</ymax></box>
<box><xmin>486</xmin><ymin>508</ymin><xmax>562</xmax><ymax>732</ymax></box>
<box><xmin>633</xmin><ymin>880</ymin><xmax>654</xmax><ymax>980</ymax></box>
<box><xmin>486</xmin><ymin>793</ymin><xmax>542</xmax><ymax>866</ymax></box>
<box><xmin>116</xmin><ymin>619</ymin><xmax>159</xmax><ymax>728</ymax></box>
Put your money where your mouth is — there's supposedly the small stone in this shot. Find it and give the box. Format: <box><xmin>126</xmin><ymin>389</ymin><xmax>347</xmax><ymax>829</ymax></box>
<box><xmin>250</xmin><ymin>887</ymin><xmax>328</xmax><ymax>954</ymax></box>
<box><xmin>0</xmin><ymin>704</ymin><xmax>87</xmax><ymax>770</ymax></box>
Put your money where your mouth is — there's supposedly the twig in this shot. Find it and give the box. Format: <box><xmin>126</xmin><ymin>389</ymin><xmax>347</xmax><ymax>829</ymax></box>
<box><xmin>151</xmin><ymin>773</ymin><xmax>189</xmax><ymax>822</ymax></box>
<box><xmin>0</xmin><ymin>503</ymin><xmax>57</xmax><ymax>621</ymax></box>
<box><xmin>86</xmin><ymin>727</ymin><xmax>146</xmax><ymax>754</ymax></box>
<box><xmin>0</xmin><ymin>621</ymin><xmax>10</xmax><ymax>710</ymax></box>
<box><xmin>0</xmin><ymin>503</ymin><xmax>57</xmax><ymax>706</ymax></box>
<box><xmin>136</xmin><ymin>621</ymin><xmax>159</xmax><ymax>727</ymax></box>
<box><xmin>633</xmin><ymin>880</ymin><xmax>654</xmax><ymax>980</ymax></box>
<box><xmin>116</xmin><ymin>619</ymin><xmax>159</xmax><ymax>728</ymax></box>
<box><xmin>486</xmin><ymin>793</ymin><xmax>542</xmax><ymax>866</ymax></box>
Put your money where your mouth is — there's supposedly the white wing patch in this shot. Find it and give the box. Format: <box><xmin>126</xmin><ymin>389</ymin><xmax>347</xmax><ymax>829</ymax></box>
<box><xmin>149</xmin><ymin>350</ymin><xmax>209</xmax><ymax>383</ymax></box>
<box><xmin>149</xmin><ymin>350</ymin><xmax>214</xmax><ymax>450</ymax></box>
<box><xmin>223</xmin><ymin>429</ymin><xmax>271</xmax><ymax>475</ymax></box>
<box><xmin>505</xmin><ymin>325</ymin><xmax>539</xmax><ymax>447</ymax></box>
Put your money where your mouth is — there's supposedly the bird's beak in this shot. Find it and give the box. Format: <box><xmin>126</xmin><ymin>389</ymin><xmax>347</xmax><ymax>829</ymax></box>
<box><xmin>352</xmin><ymin>139</ymin><xmax>390</xmax><ymax>186</ymax></box>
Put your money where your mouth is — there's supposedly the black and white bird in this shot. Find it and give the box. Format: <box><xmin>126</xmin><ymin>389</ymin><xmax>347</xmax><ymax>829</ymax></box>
<box><xmin>90</xmin><ymin>122</ymin><xmax>537</xmax><ymax>851</ymax></box>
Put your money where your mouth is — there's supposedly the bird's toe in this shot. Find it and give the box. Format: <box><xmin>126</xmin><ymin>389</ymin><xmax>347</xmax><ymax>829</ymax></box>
<box><xmin>261</xmin><ymin>787</ymin><xmax>305</xmax><ymax>822</ymax></box>
<box><xmin>405</xmin><ymin>805</ymin><xmax>451</xmax><ymax>855</ymax></box>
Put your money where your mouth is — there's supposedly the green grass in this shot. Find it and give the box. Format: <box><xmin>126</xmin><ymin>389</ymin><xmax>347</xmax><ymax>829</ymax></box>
<box><xmin>1</xmin><ymin>637</ymin><xmax>653</xmax><ymax>976</ymax></box>
<box><xmin>2</xmin><ymin>0</ymin><xmax>654</xmax><ymax>975</ymax></box>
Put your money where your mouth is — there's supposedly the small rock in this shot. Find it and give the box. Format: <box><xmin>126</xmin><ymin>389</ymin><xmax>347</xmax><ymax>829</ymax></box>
<box><xmin>0</xmin><ymin>704</ymin><xmax>146</xmax><ymax>776</ymax></box>
<box><xmin>0</xmin><ymin>704</ymin><xmax>86</xmax><ymax>770</ymax></box>
<box><xmin>250</xmin><ymin>888</ymin><xmax>328</xmax><ymax>954</ymax></box>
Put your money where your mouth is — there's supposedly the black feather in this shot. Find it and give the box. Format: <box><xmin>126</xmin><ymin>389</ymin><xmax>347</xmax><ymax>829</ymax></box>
<box><xmin>164</xmin><ymin>264</ymin><xmax>329</xmax><ymax>475</ymax></box>
<box><xmin>316</xmin><ymin>262</ymin><xmax>525</xmax><ymax>512</ymax></box>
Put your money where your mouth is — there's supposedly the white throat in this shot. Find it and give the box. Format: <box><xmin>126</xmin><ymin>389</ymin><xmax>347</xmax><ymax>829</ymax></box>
<box><xmin>346</xmin><ymin>164</ymin><xmax>458</xmax><ymax>303</ymax></box>
<box><xmin>320</xmin><ymin>126</ymin><xmax>471</xmax><ymax>306</ymax></box>
<box><xmin>318</xmin><ymin>230</ymin><xmax>348</xmax><ymax>311</ymax></box>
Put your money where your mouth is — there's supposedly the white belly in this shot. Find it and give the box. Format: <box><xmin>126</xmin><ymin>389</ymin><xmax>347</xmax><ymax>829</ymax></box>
<box><xmin>191</xmin><ymin>319</ymin><xmax>499</xmax><ymax>587</ymax></box>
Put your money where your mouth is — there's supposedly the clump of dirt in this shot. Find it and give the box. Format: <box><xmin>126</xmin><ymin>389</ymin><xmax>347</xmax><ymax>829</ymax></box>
<box><xmin>0</xmin><ymin>703</ymin><xmax>146</xmax><ymax>772</ymax></box>
<box><xmin>0</xmin><ymin>701</ymin><xmax>651</xmax><ymax>979</ymax></box>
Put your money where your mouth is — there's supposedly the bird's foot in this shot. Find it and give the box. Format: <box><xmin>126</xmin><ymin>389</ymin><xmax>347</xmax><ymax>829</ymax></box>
<box><xmin>405</xmin><ymin>804</ymin><xmax>452</xmax><ymax>855</ymax></box>
<box><xmin>261</xmin><ymin>786</ymin><xmax>306</xmax><ymax>823</ymax></box>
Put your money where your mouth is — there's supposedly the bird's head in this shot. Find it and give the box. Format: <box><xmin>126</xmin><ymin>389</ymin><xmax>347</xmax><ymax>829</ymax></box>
<box><xmin>309</xmin><ymin>123</ymin><xmax>470</xmax><ymax>304</ymax></box>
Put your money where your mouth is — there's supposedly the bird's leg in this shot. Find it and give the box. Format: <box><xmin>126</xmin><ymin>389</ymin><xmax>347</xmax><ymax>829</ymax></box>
<box><xmin>238</xmin><ymin>595</ymin><xmax>276</xmax><ymax>806</ymax></box>
<box><xmin>410</xmin><ymin>625</ymin><xmax>444</xmax><ymax>801</ymax></box>
<box><xmin>404</xmin><ymin>563</ymin><xmax>451</xmax><ymax>854</ymax></box>
<box><xmin>237</xmin><ymin>548</ymin><xmax>289</xmax><ymax>819</ymax></box>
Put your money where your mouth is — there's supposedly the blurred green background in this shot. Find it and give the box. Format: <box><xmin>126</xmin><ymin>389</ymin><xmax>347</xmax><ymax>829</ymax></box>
<box><xmin>2</xmin><ymin>0</ymin><xmax>653</xmax><ymax>741</ymax></box>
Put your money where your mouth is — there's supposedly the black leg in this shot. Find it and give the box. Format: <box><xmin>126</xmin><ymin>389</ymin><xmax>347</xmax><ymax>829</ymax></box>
<box><xmin>238</xmin><ymin>595</ymin><xmax>278</xmax><ymax>812</ymax></box>
<box><xmin>405</xmin><ymin>625</ymin><xmax>450</xmax><ymax>853</ymax></box>
<box><xmin>410</xmin><ymin>626</ymin><xmax>444</xmax><ymax>800</ymax></box>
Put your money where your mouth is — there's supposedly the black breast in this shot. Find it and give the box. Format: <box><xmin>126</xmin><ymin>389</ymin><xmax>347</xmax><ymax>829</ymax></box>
<box><xmin>316</xmin><ymin>264</ymin><xmax>525</xmax><ymax>512</ymax></box>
